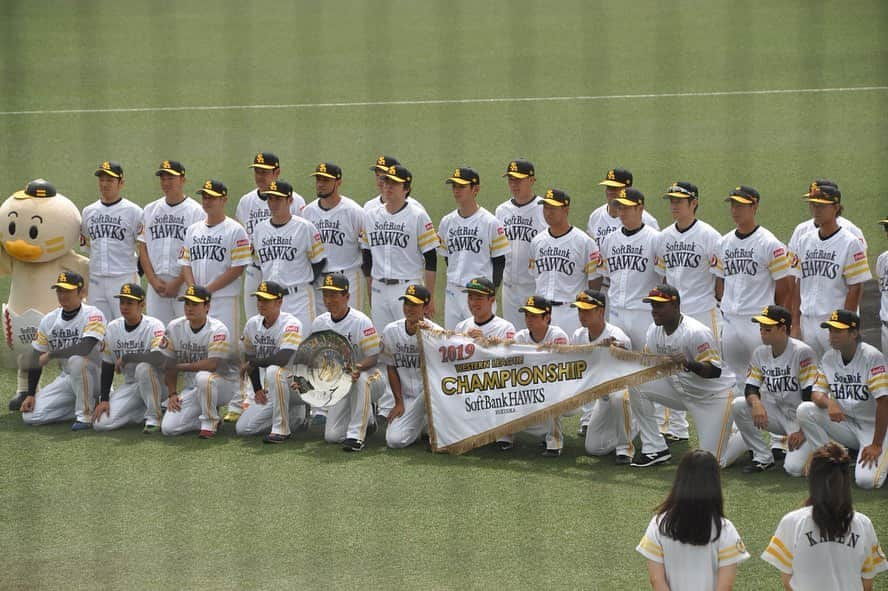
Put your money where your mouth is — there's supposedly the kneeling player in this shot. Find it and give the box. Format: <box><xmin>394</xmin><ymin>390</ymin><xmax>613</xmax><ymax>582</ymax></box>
<box><xmin>730</xmin><ymin>305</ymin><xmax>817</xmax><ymax>475</ymax></box>
<box><xmin>797</xmin><ymin>310</ymin><xmax>888</xmax><ymax>489</ymax></box>
<box><xmin>21</xmin><ymin>272</ymin><xmax>105</xmax><ymax>430</ymax></box>
<box><xmin>160</xmin><ymin>286</ymin><xmax>240</xmax><ymax>438</ymax></box>
<box><xmin>383</xmin><ymin>284</ymin><xmax>442</xmax><ymax>448</ymax></box>
<box><xmin>234</xmin><ymin>281</ymin><xmax>304</xmax><ymax>441</ymax></box>
<box><xmin>93</xmin><ymin>284</ymin><xmax>168</xmax><ymax>433</ymax></box>
<box><xmin>312</xmin><ymin>274</ymin><xmax>385</xmax><ymax>451</ymax></box>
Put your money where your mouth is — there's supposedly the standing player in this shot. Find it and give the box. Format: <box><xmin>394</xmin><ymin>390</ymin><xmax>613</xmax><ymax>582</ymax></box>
<box><xmin>361</xmin><ymin>165</ymin><xmax>439</xmax><ymax>331</ymax></box>
<box><xmin>528</xmin><ymin>189</ymin><xmax>601</xmax><ymax>336</ymax></box>
<box><xmin>570</xmin><ymin>290</ymin><xmax>636</xmax><ymax>464</ymax></box>
<box><xmin>730</xmin><ymin>305</ymin><xmax>818</xmax><ymax>475</ymax></box>
<box><xmin>82</xmin><ymin>161</ymin><xmax>142</xmax><ymax>321</ymax></box>
<box><xmin>236</xmin><ymin>152</ymin><xmax>305</xmax><ymax>319</ymax></box>
<box><xmin>628</xmin><ymin>285</ymin><xmax>744</xmax><ymax>468</ymax></box>
<box><xmin>138</xmin><ymin>159</ymin><xmax>205</xmax><ymax>325</ymax></box>
<box><xmin>438</xmin><ymin>167</ymin><xmax>510</xmax><ymax>329</ymax></box>
<box><xmin>879</xmin><ymin>217</ymin><xmax>888</xmax><ymax>353</ymax></box>
<box><xmin>712</xmin><ymin>185</ymin><xmax>794</xmax><ymax>394</ymax></box>
<box><xmin>788</xmin><ymin>179</ymin><xmax>866</xmax><ymax>262</ymax></box>
<box><xmin>495</xmin><ymin>159</ymin><xmax>547</xmax><ymax>328</ymax></box>
<box><xmin>251</xmin><ymin>179</ymin><xmax>326</xmax><ymax>338</ymax></box>
<box><xmin>92</xmin><ymin>283</ymin><xmax>168</xmax><ymax>433</ymax></box>
<box><xmin>383</xmin><ymin>284</ymin><xmax>442</xmax><ymax>449</ymax></box>
<box><xmin>791</xmin><ymin>185</ymin><xmax>870</xmax><ymax>357</ymax></box>
<box><xmin>20</xmin><ymin>272</ymin><xmax>105</xmax><ymax>430</ymax></box>
<box><xmin>160</xmin><ymin>285</ymin><xmax>240</xmax><ymax>438</ymax></box>
<box><xmin>797</xmin><ymin>310</ymin><xmax>888</xmax><ymax>489</ymax></box>
<box><xmin>587</xmin><ymin>167</ymin><xmax>659</xmax><ymax>249</ymax></box>
<box><xmin>233</xmin><ymin>281</ymin><xmax>304</xmax><ymax>440</ymax></box>
<box><xmin>454</xmin><ymin>277</ymin><xmax>516</xmax><ymax>340</ymax></box>
<box><xmin>311</xmin><ymin>274</ymin><xmax>384</xmax><ymax>451</ymax></box>
<box><xmin>302</xmin><ymin>163</ymin><xmax>366</xmax><ymax>316</ymax></box>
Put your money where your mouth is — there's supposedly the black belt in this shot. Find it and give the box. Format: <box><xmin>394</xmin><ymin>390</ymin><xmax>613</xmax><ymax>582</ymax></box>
<box><xmin>550</xmin><ymin>301</ymin><xmax>566</xmax><ymax>306</ymax></box>
<box><xmin>283</xmin><ymin>286</ymin><xmax>298</xmax><ymax>295</ymax></box>
<box><xmin>378</xmin><ymin>278</ymin><xmax>409</xmax><ymax>285</ymax></box>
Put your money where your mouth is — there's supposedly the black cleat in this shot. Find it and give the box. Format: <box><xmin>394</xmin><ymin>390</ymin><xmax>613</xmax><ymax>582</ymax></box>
<box><xmin>631</xmin><ymin>449</ymin><xmax>671</xmax><ymax>467</ymax></box>
<box><xmin>743</xmin><ymin>461</ymin><xmax>775</xmax><ymax>473</ymax></box>
<box><xmin>8</xmin><ymin>392</ymin><xmax>27</xmax><ymax>411</ymax></box>
<box><xmin>342</xmin><ymin>438</ymin><xmax>365</xmax><ymax>452</ymax></box>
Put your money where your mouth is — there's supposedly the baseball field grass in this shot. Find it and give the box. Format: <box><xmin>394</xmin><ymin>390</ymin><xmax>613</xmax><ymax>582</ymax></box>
<box><xmin>1</xmin><ymin>0</ymin><xmax>887</xmax><ymax>589</ymax></box>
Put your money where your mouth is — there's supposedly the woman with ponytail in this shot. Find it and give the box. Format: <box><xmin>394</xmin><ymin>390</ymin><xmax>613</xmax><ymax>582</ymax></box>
<box><xmin>762</xmin><ymin>442</ymin><xmax>887</xmax><ymax>590</ymax></box>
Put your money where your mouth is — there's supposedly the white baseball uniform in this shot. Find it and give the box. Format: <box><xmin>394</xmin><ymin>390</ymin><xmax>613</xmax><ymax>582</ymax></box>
<box><xmin>81</xmin><ymin>198</ymin><xmax>143</xmax><ymax>322</ymax></box>
<box><xmin>637</xmin><ymin>515</ymin><xmax>749</xmax><ymax>591</ymax></box>
<box><xmin>528</xmin><ymin>227</ymin><xmax>601</xmax><ymax>335</ymax></box>
<box><xmin>362</xmin><ymin>200</ymin><xmax>439</xmax><ymax>333</ymax></box>
<box><xmin>731</xmin><ymin>338</ymin><xmax>818</xmax><ymax>475</ymax></box>
<box><xmin>160</xmin><ymin>315</ymin><xmax>239</xmax><ymax>435</ymax></box>
<box><xmin>311</xmin><ymin>308</ymin><xmax>385</xmax><ymax>444</ymax></box>
<box><xmin>879</xmin><ymin>250</ymin><xmax>888</xmax><ymax>353</ymax></box>
<box><xmin>302</xmin><ymin>196</ymin><xmax>366</xmax><ymax>316</ymax></box>
<box><xmin>137</xmin><ymin>196</ymin><xmax>206</xmax><ymax>324</ymax></box>
<box><xmin>454</xmin><ymin>315</ymin><xmax>516</xmax><ymax>339</ymax></box>
<box><xmin>629</xmin><ymin>315</ymin><xmax>746</xmax><ymax>467</ymax></box>
<box><xmin>236</xmin><ymin>188</ymin><xmax>305</xmax><ymax>319</ymax></box>
<box><xmin>587</xmin><ymin>203</ymin><xmax>660</xmax><ymax>248</ymax></box>
<box><xmin>788</xmin><ymin>215</ymin><xmax>866</xmax><ymax>261</ymax></box>
<box><xmin>762</xmin><ymin>507</ymin><xmax>887</xmax><ymax>589</ymax></box>
<box><xmin>93</xmin><ymin>315</ymin><xmax>168</xmax><ymax>431</ymax></box>
<box><xmin>23</xmin><ymin>305</ymin><xmax>105</xmax><ymax>425</ymax></box>
<box><xmin>795</xmin><ymin>227</ymin><xmax>871</xmax><ymax>357</ymax></box>
<box><xmin>572</xmin><ymin>323</ymin><xmax>637</xmax><ymax>457</ymax></box>
<box><xmin>235</xmin><ymin>312</ymin><xmax>303</xmax><ymax>436</ymax></box>
<box><xmin>364</xmin><ymin>195</ymin><xmax>426</xmax><ymax>215</ymax></box>
<box><xmin>251</xmin><ymin>215</ymin><xmax>325</xmax><ymax>334</ymax></box>
<box><xmin>495</xmin><ymin>196</ymin><xmax>548</xmax><ymax>328</ymax></box>
<box><xmin>797</xmin><ymin>343</ymin><xmax>888</xmax><ymax>489</ymax></box>
<box><xmin>438</xmin><ymin>206</ymin><xmax>510</xmax><ymax>329</ymax></box>
<box><xmin>712</xmin><ymin>226</ymin><xmax>794</xmax><ymax>391</ymax></box>
<box><xmin>381</xmin><ymin>318</ymin><xmax>443</xmax><ymax>449</ymax></box>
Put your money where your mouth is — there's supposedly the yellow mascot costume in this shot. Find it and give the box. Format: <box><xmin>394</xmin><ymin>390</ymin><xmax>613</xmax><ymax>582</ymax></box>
<box><xmin>0</xmin><ymin>179</ymin><xmax>89</xmax><ymax>410</ymax></box>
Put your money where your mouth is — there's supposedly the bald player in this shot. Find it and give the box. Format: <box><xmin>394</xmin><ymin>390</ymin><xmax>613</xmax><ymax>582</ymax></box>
<box><xmin>587</xmin><ymin>167</ymin><xmax>659</xmax><ymax>249</ymax></box>
<box><xmin>495</xmin><ymin>159</ymin><xmax>547</xmax><ymax>328</ymax></box>
<box><xmin>438</xmin><ymin>166</ymin><xmax>510</xmax><ymax>329</ymax></box>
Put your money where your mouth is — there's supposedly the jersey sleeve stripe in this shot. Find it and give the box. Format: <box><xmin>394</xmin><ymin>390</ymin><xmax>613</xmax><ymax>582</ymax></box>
<box><xmin>638</xmin><ymin>536</ymin><xmax>663</xmax><ymax>557</ymax></box>
<box><xmin>764</xmin><ymin>539</ymin><xmax>793</xmax><ymax>568</ymax></box>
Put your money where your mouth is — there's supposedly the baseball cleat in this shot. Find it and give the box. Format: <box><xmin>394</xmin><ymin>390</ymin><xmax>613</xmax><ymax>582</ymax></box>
<box><xmin>8</xmin><ymin>392</ymin><xmax>27</xmax><ymax>411</ymax></box>
<box><xmin>71</xmin><ymin>421</ymin><xmax>92</xmax><ymax>431</ymax></box>
<box><xmin>615</xmin><ymin>454</ymin><xmax>632</xmax><ymax>465</ymax></box>
<box><xmin>342</xmin><ymin>438</ymin><xmax>365</xmax><ymax>452</ymax></box>
<box><xmin>142</xmin><ymin>424</ymin><xmax>160</xmax><ymax>434</ymax></box>
<box><xmin>222</xmin><ymin>411</ymin><xmax>240</xmax><ymax>423</ymax></box>
<box><xmin>198</xmin><ymin>429</ymin><xmax>216</xmax><ymax>439</ymax></box>
<box><xmin>630</xmin><ymin>449</ymin><xmax>671</xmax><ymax>467</ymax></box>
<box><xmin>540</xmin><ymin>448</ymin><xmax>562</xmax><ymax>458</ymax></box>
<box><xmin>365</xmin><ymin>420</ymin><xmax>378</xmax><ymax>439</ymax></box>
<box><xmin>742</xmin><ymin>460</ymin><xmax>775</xmax><ymax>473</ymax></box>
<box><xmin>770</xmin><ymin>448</ymin><xmax>787</xmax><ymax>462</ymax></box>
<box><xmin>494</xmin><ymin>440</ymin><xmax>514</xmax><ymax>452</ymax></box>
<box><xmin>263</xmin><ymin>433</ymin><xmax>290</xmax><ymax>444</ymax></box>
<box><xmin>664</xmin><ymin>433</ymin><xmax>689</xmax><ymax>444</ymax></box>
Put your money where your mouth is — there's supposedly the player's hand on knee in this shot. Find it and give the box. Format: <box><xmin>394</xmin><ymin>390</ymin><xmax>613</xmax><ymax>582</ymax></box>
<box><xmin>787</xmin><ymin>430</ymin><xmax>805</xmax><ymax>451</ymax></box>
<box><xmin>751</xmin><ymin>401</ymin><xmax>768</xmax><ymax>429</ymax></box>
<box><xmin>858</xmin><ymin>444</ymin><xmax>882</xmax><ymax>468</ymax></box>
<box><xmin>167</xmin><ymin>393</ymin><xmax>181</xmax><ymax>412</ymax></box>
<box><xmin>387</xmin><ymin>400</ymin><xmax>405</xmax><ymax>421</ymax></box>
<box><xmin>20</xmin><ymin>395</ymin><xmax>35</xmax><ymax>412</ymax></box>
<box><xmin>826</xmin><ymin>400</ymin><xmax>845</xmax><ymax>423</ymax></box>
<box><xmin>254</xmin><ymin>388</ymin><xmax>267</xmax><ymax>405</ymax></box>
<box><xmin>92</xmin><ymin>401</ymin><xmax>110</xmax><ymax>422</ymax></box>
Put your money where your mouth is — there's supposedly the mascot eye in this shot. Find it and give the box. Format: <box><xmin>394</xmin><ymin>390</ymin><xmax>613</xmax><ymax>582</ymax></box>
<box><xmin>29</xmin><ymin>225</ymin><xmax>38</xmax><ymax>239</ymax></box>
<box><xmin>8</xmin><ymin>221</ymin><xmax>15</xmax><ymax>235</ymax></box>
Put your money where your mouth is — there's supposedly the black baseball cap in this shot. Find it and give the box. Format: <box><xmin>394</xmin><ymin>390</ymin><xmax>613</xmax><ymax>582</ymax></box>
<box><xmin>96</xmin><ymin>161</ymin><xmax>124</xmax><ymax>178</ymax></box>
<box><xmin>519</xmin><ymin>295</ymin><xmax>552</xmax><ymax>315</ymax></box>
<box><xmin>154</xmin><ymin>160</ymin><xmax>185</xmax><ymax>177</ymax></box>
<box><xmin>540</xmin><ymin>188</ymin><xmax>570</xmax><ymax>207</ymax></box>
<box><xmin>252</xmin><ymin>281</ymin><xmax>286</xmax><ymax>300</ymax></box>
<box><xmin>370</xmin><ymin>155</ymin><xmax>400</xmax><ymax>173</ymax></box>
<box><xmin>879</xmin><ymin>216</ymin><xmax>888</xmax><ymax>227</ymax></box>
<box><xmin>383</xmin><ymin>165</ymin><xmax>412</xmax><ymax>184</ymax></box>
<box><xmin>643</xmin><ymin>284</ymin><xmax>680</xmax><ymax>304</ymax></box>
<box><xmin>751</xmin><ymin>305</ymin><xmax>791</xmax><ymax>327</ymax></box>
<box><xmin>599</xmin><ymin>167</ymin><xmax>633</xmax><ymax>188</ymax></box>
<box><xmin>446</xmin><ymin>167</ymin><xmax>480</xmax><ymax>186</ymax></box>
<box><xmin>399</xmin><ymin>284</ymin><xmax>431</xmax><ymax>305</ymax></box>
<box><xmin>820</xmin><ymin>309</ymin><xmax>859</xmax><ymax>330</ymax></box>
<box><xmin>462</xmin><ymin>277</ymin><xmax>496</xmax><ymax>296</ymax></box>
<box><xmin>14</xmin><ymin>178</ymin><xmax>56</xmax><ymax>200</ymax></box>
<box><xmin>503</xmin><ymin>159</ymin><xmax>535</xmax><ymax>179</ymax></box>
<box><xmin>114</xmin><ymin>283</ymin><xmax>146</xmax><ymax>302</ymax></box>
<box><xmin>178</xmin><ymin>285</ymin><xmax>212</xmax><ymax>303</ymax></box>
<box><xmin>320</xmin><ymin>273</ymin><xmax>349</xmax><ymax>292</ymax></box>
<box><xmin>52</xmin><ymin>271</ymin><xmax>84</xmax><ymax>290</ymax></box>
<box><xmin>726</xmin><ymin>185</ymin><xmax>760</xmax><ymax>204</ymax></box>
<box><xmin>803</xmin><ymin>179</ymin><xmax>838</xmax><ymax>198</ymax></box>
<box><xmin>196</xmin><ymin>179</ymin><xmax>228</xmax><ymax>198</ymax></box>
<box><xmin>260</xmin><ymin>180</ymin><xmax>293</xmax><ymax>199</ymax></box>
<box><xmin>805</xmin><ymin>184</ymin><xmax>841</xmax><ymax>204</ymax></box>
<box><xmin>310</xmin><ymin>162</ymin><xmax>342</xmax><ymax>180</ymax></box>
<box><xmin>571</xmin><ymin>289</ymin><xmax>606</xmax><ymax>310</ymax></box>
<box><xmin>614</xmin><ymin>187</ymin><xmax>645</xmax><ymax>206</ymax></box>
<box><xmin>249</xmin><ymin>152</ymin><xmax>280</xmax><ymax>170</ymax></box>
<box><xmin>663</xmin><ymin>181</ymin><xmax>699</xmax><ymax>200</ymax></box>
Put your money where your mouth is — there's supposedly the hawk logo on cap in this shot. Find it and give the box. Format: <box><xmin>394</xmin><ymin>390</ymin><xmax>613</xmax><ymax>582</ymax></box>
<box><xmin>526</xmin><ymin>296</ymin><xmax>535</xmax><ymax>306</ymax></box>
<box><xmin>186</xmin><ymin>285</ymin><xmax>197</xmax><ymax>296</ymax></box>
<box><xmin>258</xmin><ymin>281</ymin><xmax>268</xmax><ymax>292</ymax></box>
<box><xmin>453</xmin><ymin>168</ymin><xmax>461</xmax><ymax>178</ymax></box>
<box><xmin>204</xmin><ymin>180</ymin><xmax>213</xmax><ymax>190</ymax></box>
<box><xmin>761</xmin><ymin>306</ymin><xmax>770</xmax><ymax>316</ymax></box>
<box><xmin>162</xmin><ymin>160</ymin><xmax>171</xmax><ymax>169</ymax></box>
<box><xmin>102</xmin><ymin>161</ymin><xmax>111</xmax><ymax>170</ymax></box>
<box><xmin>377</xmin><ymin>156</ymin><xmax>386</xmax><ymax>165</ymax></box>
<box><xmin>619</xmin><ymin>189</ymin><xmax>627</xmax><ymax>199</ymax></box>
<box><xmin>809</xmin><ymin>182</ymin><xmax>818</xmax><ymax>193</ymax></box>
<box><xmin>607</xmin><ymin>170</ymin><xmax>616</xmax><ymax>180</ymax></box>
<box><xmin>407</xmin><ymin>285</ymin><xmax>416</xmax><ymax>295</ymax></box>
<box><xmin>324</xmin><ymin>275</ymin><xmax>334</xmax><ymax>286</ymax></box>
<box><xmin>268</xmin><ymin>181</ymin><xmax>277</xmax><ymax>192</ymax></box>
<box><xmin>545</xmin><ymin>189</ymin><xmax>554</xmax><ymax>199</ymax></box>
<box><xmin>256</xmin><ymin>153</ymin><xmax>265</xmax><ymax>164</ymax></box>
<box><xmin>388</xmin><ymin>166</ymin><xmax>397</xmax><ymax>175</ymax></box>
<box><xmin>318</xmin><ymin>163</ymin><xmax>327</xmax><ymax>173</ymax></box>
<box><xmin>509</xmin><ymin>161</ymin><xmax>518</xmax><ymax>172</ymax></box>
<box><xmin>831</xmin><ymin>310</ymin><xmax>839</xmax><ymax>322</ymax></box>
<box><xmin>735</xmin><ymin>186</ymin><xmax>742</xmax><ymax>191</ymax></box>
<box><xmin>58</xmin><ymin>272</ymin><xmax>68</xmax><ymax>283</ymax></box>
<box><xmin>121</xmin><ymin>284</ymin><xmax>132</xmax><ymax>295</ymax></box>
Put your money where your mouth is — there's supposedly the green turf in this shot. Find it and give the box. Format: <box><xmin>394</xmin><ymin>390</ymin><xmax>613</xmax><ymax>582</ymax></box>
<box><xmin>1</xmin><ymin>0</ymin><xmax>887</xmax><ymax>589</ymax></box>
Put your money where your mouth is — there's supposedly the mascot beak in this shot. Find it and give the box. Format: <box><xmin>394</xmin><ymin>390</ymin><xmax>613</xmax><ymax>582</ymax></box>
<box><xmin>4</xmin><ymin>240</ymin><xmax>43</xmax><ymax>261</ymax></box>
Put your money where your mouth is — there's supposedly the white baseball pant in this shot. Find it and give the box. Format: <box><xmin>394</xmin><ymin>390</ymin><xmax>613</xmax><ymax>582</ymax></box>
<box><xmin>720</xmin><ymin>312</ymin><xmax>761</xmax><ymax>393</ymax></box>
<box><xmin>496</xmin><ymin>417</ymin><xmax>564</xmax><ymax>451</ymax></box>
<box><xmin>282</xmin><ymin>286</ymin><xmax>315</xmax><ymax>338</ymax></box>
<box><xmin>22</xmin><ymin>356</ymin><xmax>101</xmax><ymax>425</ymax></box>
<box><xmin>445</xmin><ymin>282</ymin><xmax>472</xmax><ymax>331</ymax></box>
<box><xmin>242</xmin><ymin>265</ymin><xmax>261</xmax><ymax>320</ymax></box>
<box><xmin>386</xmin><ymin>393</ymin><xmax>428</xmax><ymax>449</ymax></box>
<box><xmin>324</xmin><ymin>368</ymin><xmax>385</xmax><ymax>444</ymax></box>
<box><xmin>235</xmin><ymin>365</ymin><xmax>307</xmax><ymax>436</ymax></box>
<box><xmin>88</xmin><ymin>272</ymin><xmax>138</xmax><ymax>322</ymax></box>
<box><xmin>730</xmin><ymin>396</ymin><xmax>811</xmax><ymax>476</ymax></box>
<box><xmin>161</xmin><ymin>371</ymin><xmax>239</xmax><ymax>435</ymax></box>
<box><xmin>797</xmin><ymin>402</ymin><xmax>888</xmax><ymax>489</ymax></box>
<box><xmin>584</xmin><ymin>389</ymin><xmax>637</xmax><ymax>458</ymax></box>
<box><xmin>550</xmin><ymin>303</ymin><xmax>581</xmax><ymax>338</ymax></box>
<box><xmin>370</xmin><ymin>278</ymin><xmax>419</xmax><ymax>336</ymax></box>
<box><xmin>800</xmin><ymin>314</ymin><xmax>830</xmax><ymax>359</ymax></box>
<box><xmin>146</xmin><ymin>273</ymin><xmax>186</xmax><ymax>326</ymax></box>
<box><xmin>93</xmin><ymin>362</ymin><xmax>167</xmax><ymax>431</ymax></box>
<box><xmin>501</xmin><ymin>281</ymin><xmax>536</xmax><ymax>330</ymax></box>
